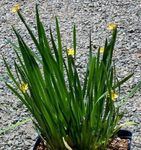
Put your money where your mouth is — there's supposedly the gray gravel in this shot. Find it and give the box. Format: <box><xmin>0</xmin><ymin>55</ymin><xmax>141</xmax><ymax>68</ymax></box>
<box><xmin>0</xmin><ymin>0</ymin><xmax>141</xmax><ymax>149</ymax></box>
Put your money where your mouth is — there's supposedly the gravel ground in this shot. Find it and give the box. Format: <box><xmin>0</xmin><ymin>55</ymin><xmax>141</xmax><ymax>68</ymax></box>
<box><xmin>0</xmin><ymin>0</ymin><xmax>141</xmax><ymax>149</ymax></box>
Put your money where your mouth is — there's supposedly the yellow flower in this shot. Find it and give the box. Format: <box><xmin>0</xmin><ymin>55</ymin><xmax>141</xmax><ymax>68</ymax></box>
<box><xmin>67</xmin><ymin>48</ymin><xmax>75</xmax><ymax>56</ymax></box>
<box><xmin>100</xmin><ymin>47</ymin><xmax>105</xmax><ymax>54</ymax></box>
<box><xmin>20</xmin><ymin>82</ymin><xmax>28</xmax><ymax>93</ymax></box>
<box><xmin>107</xmin><ymin>23</ymin><xmax>117</xmax><ymax>31</ymax></box>
<box><xmin>11</xmin><ymin>4</ymin><xmax>20</xmax><ymax>13</ymax></box>
<box><xmin>110</xmin><ymin>91</ymin><xmax>118</xmax><ymax>101</ymax></box>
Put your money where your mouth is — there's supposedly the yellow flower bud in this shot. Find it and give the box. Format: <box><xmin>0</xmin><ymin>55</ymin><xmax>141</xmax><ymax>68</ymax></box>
<box><xmin>11</xmin><ymin>4</ymin><xmax>20</xmax><ymax>13</ymax></box>
<box><xmin>67</xmin><ymin>48</ymin><xmax>75</xmax><ymax>56</ymax></box>
<box><xmin>100</xmin><ymin>47</ymin><xmax>105</xmax><ymax>54</ymax></box>
<box><xmin>107</xmin><ymin>23</ymin><xmax>117</xmax><ymax>31</ymax></box>
<box><xmin>111</xmin><ymin>90</ymin><xmax>118</xmax><ymax>101</ymax></box>
<box><xmin>20</xmin><ymin>82</ymin><xmax>28</xmax><ymax>93</ymax></box>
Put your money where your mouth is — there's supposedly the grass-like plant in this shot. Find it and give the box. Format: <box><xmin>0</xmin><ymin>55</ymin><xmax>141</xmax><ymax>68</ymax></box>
<box><xmin>4</xmin><ymin>4</ymin><xmax>141</xmax><ymax>150</ymax></box>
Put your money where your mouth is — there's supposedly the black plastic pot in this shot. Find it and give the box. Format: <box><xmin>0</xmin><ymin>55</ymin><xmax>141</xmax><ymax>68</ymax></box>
<box><xmin>33</xmin><ymin>129</ymin><xmax>132</xmax><ymax>150</ymax></box>
<box><xmin>33</xmin><ymin>137</ymin><xmax>41</xmax><ymax>150</ymax></box>
<box><xmin>117</xmin><ymin>129</ymin><xmax>132</xmax><ymax>150</ymax></box>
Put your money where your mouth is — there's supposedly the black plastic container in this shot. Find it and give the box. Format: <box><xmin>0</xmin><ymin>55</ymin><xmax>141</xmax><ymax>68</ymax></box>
<box><xmin>117</xmin><ymin>129</ymin><xmax>132</xmax><ymax>150</ymax></box>
<box><xmin>33</xmin><ymin>129</ymin><xmax>132</xmax><ymax>150</ymax></box>
<box><xmin>33</xmin><ymin>137</ymin><xmax>41</xmax><ymax>150</ymax></box>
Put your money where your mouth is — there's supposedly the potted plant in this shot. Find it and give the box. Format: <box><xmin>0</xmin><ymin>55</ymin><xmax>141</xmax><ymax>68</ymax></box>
<box><xmin>4</xmin><ymin>4</ymin><xmax>141</xmax><ymax>150</ymax></box>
